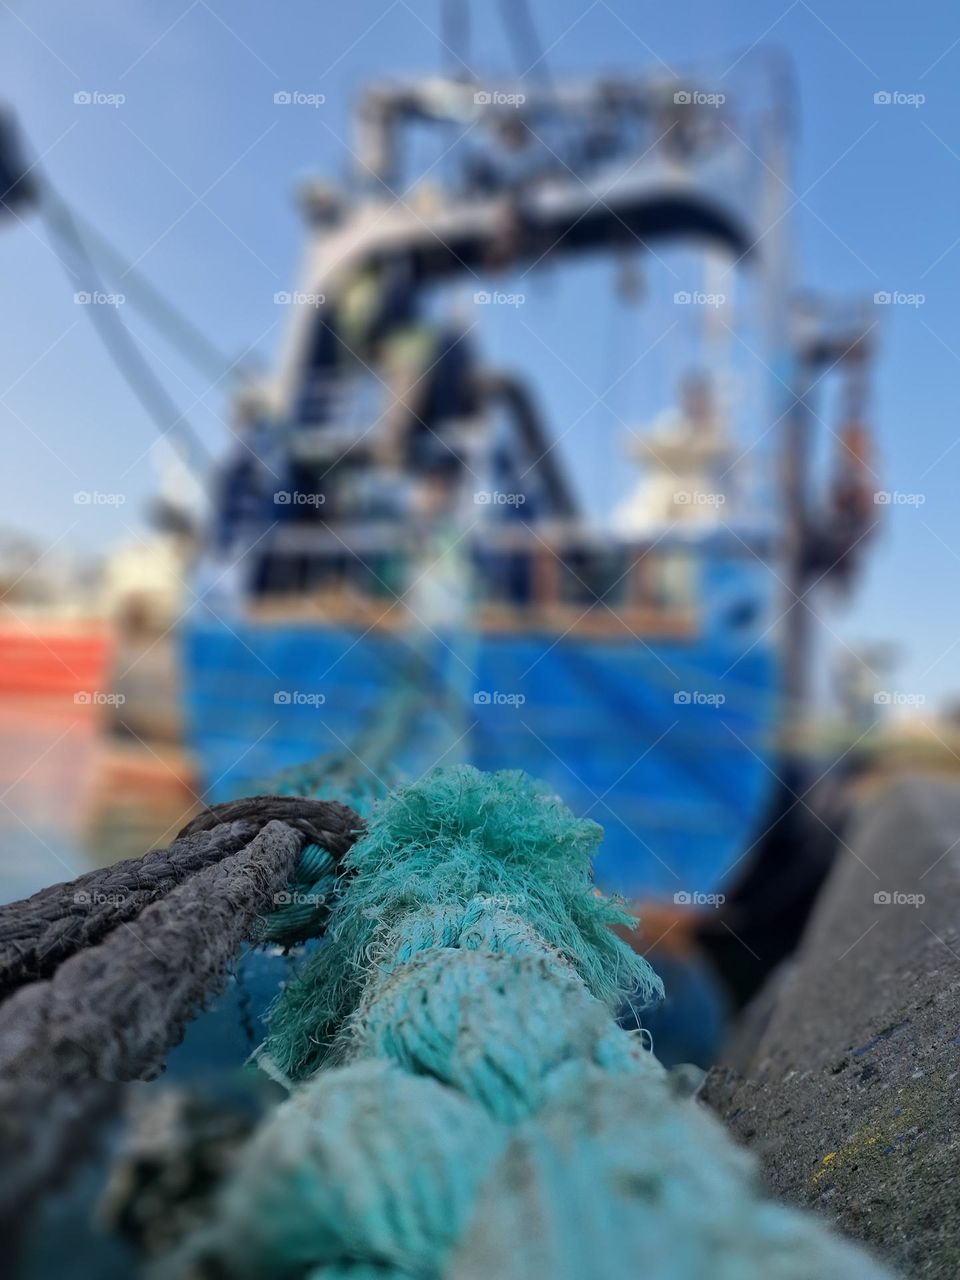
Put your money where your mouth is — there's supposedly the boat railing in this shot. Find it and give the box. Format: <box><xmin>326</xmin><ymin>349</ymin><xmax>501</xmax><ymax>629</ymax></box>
<box><xmin>241</xmin><ymin>520</ymin><xmax>710</xmax><ymax>637</ymax></box>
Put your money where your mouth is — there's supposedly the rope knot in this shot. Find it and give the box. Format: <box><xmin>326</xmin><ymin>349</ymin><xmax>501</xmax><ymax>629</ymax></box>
<box><xmin>178</xmin><ymin>796</ymin><xmax>362</xmax><ymax>864</ymax></box>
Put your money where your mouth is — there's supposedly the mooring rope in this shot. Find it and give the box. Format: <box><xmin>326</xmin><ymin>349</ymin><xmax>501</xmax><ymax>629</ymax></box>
<box><xmin>0</xmin><ymin>798</ymin><xmax>359</xmax><ymax>1004</ymax></box>
<box><xmin>177</xmin><ymin>796</ymin><xmax>359</xmax><ymax>855</ymax></box>
<box><xmin>170</xmin><ymin>765</ymin><xmax>892</xmax><ymax>1280</ymax></box>
<box><xmin>0</xmin><ymin>821</ymin><xmax>256</xmax><ymax>999</ymax></box>
<box><xmin>0</xmin><ymin>796</ymin><xmax>362</xmax><ymax>1244</ymax></box>
<box><xmin>0</xmin><ymin>821</ymin><xmax>303</xmax><ymax>1086</ymax></box>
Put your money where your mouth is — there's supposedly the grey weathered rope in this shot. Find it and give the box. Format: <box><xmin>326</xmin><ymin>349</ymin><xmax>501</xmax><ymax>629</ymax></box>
<box><xmin>0</xmin><ymin>820</ymin><xmax>256</xmax><ymax>999</ymax></box>
<box><xmin>0</xmin><ymin>821</ymin><xmax>301</xmax><ymax>1240</ymax></box>
<box><xmin>178</xmin><ymin>795</ymin><xmax>360</xmax><ymax>859</ymax></box>
<box><xmin>0</xmin><ymin>795</ymin><xmax>360</xmax><ymax>1001</ymax></box>
<box><xmin>0</xmin><ymin>797</ymin><xmax>362</xmax><ymax>1247</ymax></box>
<box><xmin>0</xmin><ymin>820</ymin><xmax>303</xmax><ymax>1084</ymax></box>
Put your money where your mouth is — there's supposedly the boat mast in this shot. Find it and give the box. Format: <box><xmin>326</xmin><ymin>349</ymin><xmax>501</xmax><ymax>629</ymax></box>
<box><xmin>757</xmin><ymin>54</ymin><xmax>877</xmax><ymax>735</ymax></box>
<box><xmin>763</xmin><ymin>58</ymin><xmax>811</xmax><ymax>728</ymax></box>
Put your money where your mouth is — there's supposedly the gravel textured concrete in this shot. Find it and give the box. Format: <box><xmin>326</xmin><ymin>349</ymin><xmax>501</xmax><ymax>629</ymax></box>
<box><xmin>703</xmin><ymin>773</ymin><xmax>960</xmax><ymax>1280</ymax></box>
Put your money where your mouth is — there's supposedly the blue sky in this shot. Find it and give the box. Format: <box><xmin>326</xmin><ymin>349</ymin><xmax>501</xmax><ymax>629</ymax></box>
<box><xmin>1</xmin><ymin>0</ymin><xmax>959</xmax><ymax>706</ymax></box>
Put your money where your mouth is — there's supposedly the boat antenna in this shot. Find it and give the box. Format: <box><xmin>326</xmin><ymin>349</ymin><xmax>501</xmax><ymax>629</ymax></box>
<box><xmin>441</xmin><ymin>0</ymin><xmax>473</xmax><ymax>78</ymax></box>
<box><xmin>497</xmin><ymin>0</ymin><xmax>552</xmax><ymax>84</ymax></box>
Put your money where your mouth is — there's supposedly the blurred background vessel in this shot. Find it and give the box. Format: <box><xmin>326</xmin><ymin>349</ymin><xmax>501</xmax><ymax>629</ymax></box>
<box><xmin>172</xmin><ymin>62</ymin><xmax>877</xmax><ymax>898</ymax></box>
<box><xmin>0</xmin><ymin>42</ymin><xmax>882</xmax><ymax>906</ymax></box>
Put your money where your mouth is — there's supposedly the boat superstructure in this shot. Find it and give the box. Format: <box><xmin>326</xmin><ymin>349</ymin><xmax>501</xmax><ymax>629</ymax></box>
<box><xmin>181</xmin><ymin>60</ymin><xmax>876</xmax><ymax>895</ymax></box>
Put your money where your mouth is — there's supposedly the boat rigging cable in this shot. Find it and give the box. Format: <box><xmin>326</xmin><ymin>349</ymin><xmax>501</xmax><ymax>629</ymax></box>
<box><xmin>49</xmin><ymin>199</ymin><xmax>238</xmax><ymax>386</ymax></box>
<box><xmin>41</xmin><ymin>190</ymin><xmax>212</xmax><ymax>470</ymax></box>
<box><xmin>4</xmin><ymin>106</ymin><xmax>242</xmax><ymax>473</ymax></box>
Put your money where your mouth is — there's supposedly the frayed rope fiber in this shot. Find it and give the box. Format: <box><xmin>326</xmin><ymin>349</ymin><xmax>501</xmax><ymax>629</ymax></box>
<box><xmin>262</xmin><ymin>765</ymin><xmax>658</xmax><ymax>1081</ymax></box>
<box><xmin>177</xmin><ymin>766</ymin><xmax>893</xmax><ymax>1280</ymax></box>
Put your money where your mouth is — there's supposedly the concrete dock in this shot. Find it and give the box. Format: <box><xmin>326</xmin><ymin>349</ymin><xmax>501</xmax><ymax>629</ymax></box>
<box><xmin>705</xmin><ymin>774</ymin><xmax>960</xmax><ymax>1279</ymax></box>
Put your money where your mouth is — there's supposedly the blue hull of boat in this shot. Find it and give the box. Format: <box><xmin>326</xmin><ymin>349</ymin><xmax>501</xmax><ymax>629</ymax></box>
<box><xmin>181</xmin><ymin>612</ymin><xmax>779</xmax><ymax>897</ymax></box>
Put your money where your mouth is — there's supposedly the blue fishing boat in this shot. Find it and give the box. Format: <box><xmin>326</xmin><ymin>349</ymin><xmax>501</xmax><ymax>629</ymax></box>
<box><xmin>180</xmin><ymin>66</ymin><xmax>875</xmax><ymax>898</ymax></box>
